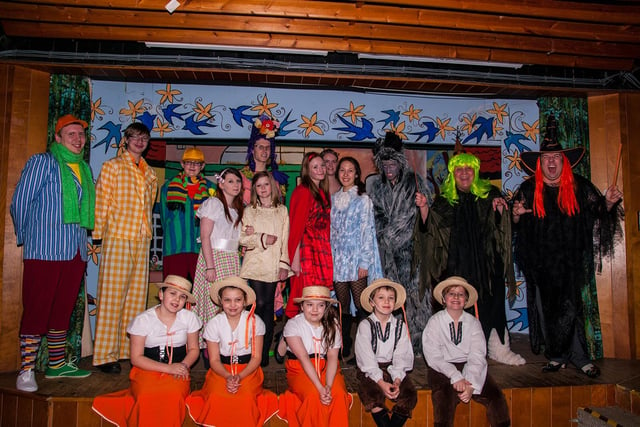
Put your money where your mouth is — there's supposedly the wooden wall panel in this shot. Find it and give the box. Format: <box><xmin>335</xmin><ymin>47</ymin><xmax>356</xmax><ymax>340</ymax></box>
<box><xmin>0</xmin><ymin>65</ymin><xmax>50</xmax><ymax>373</ymax></box>
<box><xmin>589</xmin><ymin>93</ymin><xmax>640</xmax><ymax>359</ymax></box>
<box><xmin>531</xmin><ymin>387</ymin><xmax>552</xmax><ymax>427</ymax></box>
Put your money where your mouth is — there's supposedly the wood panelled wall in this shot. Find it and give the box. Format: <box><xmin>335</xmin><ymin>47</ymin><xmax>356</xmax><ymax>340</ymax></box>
<box><xmin>589</xmin><ymin>93</ymin><xmax>640</xmax><ymax>359</ymax></box>
<box><xmin>0</xmin><ymin>386</ymin><xmax>622</xmax><ymax>427</ymax></box>
<box><xmin>0</xmin><ymin>64</ymin><xmax>51</xmax><ymax>373</ymax></box>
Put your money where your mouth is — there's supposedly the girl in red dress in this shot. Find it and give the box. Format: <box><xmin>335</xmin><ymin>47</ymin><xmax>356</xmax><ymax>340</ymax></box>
<box><xmin>285</xmin><ymin>152</ymin><xmax>333</xmax><ymax>318</ymax></box>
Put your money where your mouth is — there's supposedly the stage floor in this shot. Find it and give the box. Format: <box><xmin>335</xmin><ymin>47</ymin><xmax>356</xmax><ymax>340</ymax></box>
<box><xmin>1</xmin><ymin>333</ymin><xmax>639</xmax><ymax>399</ymax></box>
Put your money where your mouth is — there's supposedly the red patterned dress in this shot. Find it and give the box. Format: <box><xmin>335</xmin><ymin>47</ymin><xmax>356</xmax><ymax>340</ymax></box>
<box><xmin>286</xmin><ymin>185</ymin><xmax>333</xmax><ymax>317</ymax></box>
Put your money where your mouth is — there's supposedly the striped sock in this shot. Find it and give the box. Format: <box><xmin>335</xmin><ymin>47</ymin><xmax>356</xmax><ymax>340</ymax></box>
<box><xmin>20</xmin><ymin>335</ymin><xmax>41</xmax><ymax>373</ymax></box>
<box><xmin>47</xmin><ymin>329</ymin><xmax>67</xmax><ymax>369</ymax></box>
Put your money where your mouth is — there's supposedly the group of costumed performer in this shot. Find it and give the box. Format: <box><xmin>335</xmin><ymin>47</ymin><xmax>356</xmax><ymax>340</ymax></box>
<box><xmin>366</xmin><ymin>131</ymin><xmax>433</xmax><ymax>349</ymax></box>
<box><xmin>513</xmin><ymin>115</ymin><xmax>623</xmax><ymax>377</ymax></box>
<box><xmin>415</xmin><ymin>149</ymin><xmax>526</xmax><ymax>365</ymax></box>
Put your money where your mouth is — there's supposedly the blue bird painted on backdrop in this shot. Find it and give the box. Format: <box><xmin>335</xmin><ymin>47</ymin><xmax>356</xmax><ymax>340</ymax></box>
<box><xmin>463</xmin><ymin>116</ymin><xmax>494</xmax><ymax>144</ymax></box>
<box><xmin>183</xmin><ymin>114</ymin><xmax>216</xmax><ymax>135</ymax></box>
<box><xmin>162</xmin><ymin>104</ymin><xmax>186</xmax><ymax>125</ymax></box>
<box><xmin>333</xmin><ymin>116</ymin><xmax>374</xmax><ymax>141</ymax></box>
<box><xmin>137</xmin><ymin>111</ymin><xmax>157</xmax><ymax>131</ymax></box>
<box><xmin>504</xmin><ymin>131</ymin><xmax>533</xmax><ymax>153</ymax></box>
<box><xmin>378</xmin><ymin>110</ymin><xmax>400</xmax><ymax>128</ymax></box>
<box><xmin>93</xmin><ymin>121</ymin><xmax>122</xmax><ymax>153</ymax></box>
<box><xmin>507</xmin><ymin>307</ymin><xmax>529</xmax><ymax>331</ymax></box>
<box><xmin>230</xmin><ymin>105</ymin><xmax>256</xmax><ymax>127</ymax></box>
<box><xmin>278</xmin><ymin>110</ymin><xmax>296</xmax><ymax>137</ymax></box>
<box><xmin>410</xmin><ymin>121</ymin><xmax>439</xmax><ymax>143</ymax></box>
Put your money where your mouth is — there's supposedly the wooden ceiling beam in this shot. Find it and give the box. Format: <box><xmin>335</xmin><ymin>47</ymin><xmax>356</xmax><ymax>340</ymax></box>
<box><xmin>2</xmin><ymin>3</ymin><xmax>637</xmax><ymax>59</ymax></box>
<box><xmin>2</xmin><ymin>20</ymin><xmax>633</xmax><ymax>71</ymax></box>
<box><xmin>6</xmin><ymin>0</ymin><xmax>640</xmax><ymax>42</ymax></box>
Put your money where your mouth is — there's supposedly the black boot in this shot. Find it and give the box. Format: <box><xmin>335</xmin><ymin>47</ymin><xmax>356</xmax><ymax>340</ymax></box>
<box><xmin>371</xmin><ymin>410</ymin><xmax>391</xmax><ymax>427</ymax></box>
<box><xmin>389</xmin><ymin>412</ymin><xmax>409</xmax><ymax>427</ymax></box>
<box><xmin>341</xmin><ymin>315</ymin><xmax>353</xmax><ymax>359</ymax></box>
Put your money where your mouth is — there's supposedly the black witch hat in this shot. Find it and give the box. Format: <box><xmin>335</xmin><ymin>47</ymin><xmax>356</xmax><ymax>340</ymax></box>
<box><xmin>520</xmin><ymin>115</ymin><xmax>585</xmax><ymax>174</ymax></box>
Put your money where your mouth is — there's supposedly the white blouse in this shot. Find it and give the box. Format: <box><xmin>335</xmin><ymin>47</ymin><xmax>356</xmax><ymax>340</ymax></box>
<box><xmin>127</xmin><ymin>306</ymin><xmax>202</xmax><ymax>348</ymax></box>
<box><xmin>283</xmin><ymin>313</ymin><xmax>342</xmax><ymax>355</ymax></box>
<box><xmin>203</xmin><ymin>311</ymin><xmax>265</xmax><ymax>357</ymax></box>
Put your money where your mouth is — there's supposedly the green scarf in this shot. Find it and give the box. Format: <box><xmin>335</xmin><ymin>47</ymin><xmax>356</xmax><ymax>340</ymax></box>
<box><xmin>49</xmin><ymin>143</ymin><xmax>95</xmax><ymax>229</ymax></box>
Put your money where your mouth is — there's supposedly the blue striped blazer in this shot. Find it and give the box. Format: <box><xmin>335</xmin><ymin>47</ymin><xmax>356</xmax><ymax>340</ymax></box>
<box><xmin>11</xmin><ymin>152</ymin><xmax>90</xmax><ymax>261</ymax></box>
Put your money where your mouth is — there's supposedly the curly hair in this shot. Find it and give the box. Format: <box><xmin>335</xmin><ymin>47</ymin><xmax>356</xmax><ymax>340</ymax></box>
<box><xmin>440</xmin><ymin>152</ymin><xmax>492</xmax><ymax>205</ymax></box>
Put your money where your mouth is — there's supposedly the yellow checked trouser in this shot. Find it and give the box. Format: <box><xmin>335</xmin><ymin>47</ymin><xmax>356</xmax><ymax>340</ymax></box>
<box><xmin>93</xmin><ymin>236</ymin><xmax>150</xmax><ymax>366</ymax></box>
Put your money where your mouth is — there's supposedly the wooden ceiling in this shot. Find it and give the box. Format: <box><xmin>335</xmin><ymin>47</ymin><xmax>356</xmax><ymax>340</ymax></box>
<box><xmin>1</xmin><ymin>0</ymin><xmax>639</xmax><ymax>97</ymax></box>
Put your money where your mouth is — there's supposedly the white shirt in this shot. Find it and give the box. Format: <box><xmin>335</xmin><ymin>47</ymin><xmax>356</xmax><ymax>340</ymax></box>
<box><xmin>422</xmin><ymin>310</ymin><xmax>487</xmax><ymax>394</ymax></box>
<box><xmin>283</xmin><ymin>313</ymin><xmax>342</xmax><ymax>355</ymax></box>
<box><xmin>203</xmin><ymin>311</ymin><xmax>265</xmax><ymax>357</ymax></box>
<box><xmin>355</xmin><ymin>313</ymin><xmax>414</xmax><ymax>383</ymax></box>
<box><xmin>127</xmin><ymin>306</ymin><xmax>202</xmax><ymax>348</ymax></box>
<box><xmin>196</xmin><ymin>197</ymin><xmax>240</xmax><ymax>244</ymax></box>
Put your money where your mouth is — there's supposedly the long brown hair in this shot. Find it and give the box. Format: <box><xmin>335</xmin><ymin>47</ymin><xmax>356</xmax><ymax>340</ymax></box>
<box><xmin>321</xmin><ymin>304</ymin><xmax>340</xmax><ymax>350</ymax></box>
<box><xmin>250</xmin><ymin>171</ymin><xmax>282</xmax><ymax>208</ymax></box>
<box><xmin>215</xmin><ymin>168</ymin><xmax>244</xmax><ymax>227</ymax></box>
<box><xmin>300</xmin><ymin>152</ymin><xmax>330</xmax><ymax>208</ymax></box>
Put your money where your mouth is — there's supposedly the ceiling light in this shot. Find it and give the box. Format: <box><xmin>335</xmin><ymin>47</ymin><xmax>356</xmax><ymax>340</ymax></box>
<box><xmin>357</xmin><ymin>53</ymin><xmax>523</xmax><ymax>69</ymax></box>
<box><xmin>165</xmin><ymin>0</ymin><xmax>180</xmax><ymax>14</ymax></box>
<box><xmin>144</xmin><ymin>42</ymin><xmax>329</xmax><ymax>56</ymax></box>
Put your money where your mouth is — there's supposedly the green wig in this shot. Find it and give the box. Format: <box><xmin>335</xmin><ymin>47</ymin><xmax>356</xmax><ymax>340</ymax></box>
<box><xmin>441</xmin><ymin>152</ymin><xmax>492</xmax><ymax>205</ymax></box>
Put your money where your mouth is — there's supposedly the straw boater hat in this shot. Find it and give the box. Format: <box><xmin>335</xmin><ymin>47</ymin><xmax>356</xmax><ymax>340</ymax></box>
<box><xmin>433</xmin><ymin>276</ymin><xmax>478</xmax><ymax>309</ymax></box>
<box><xmin>293</xmin><ymin>286</ymin><xmax>338</xmax><ymax>305</ymax></box>
<box><xmin>360</xmin><ymin>278</ymin><xmax>407</xmax><ymax>312</ymax></box>
<box><xmin>153</xmin><ymin>275</ymin><xmax>196</xmax><ymax>303</ymax></box>
<box><xmin>209</xmin><ymin>276</ymin><xmax>256</xmax><ymax>307</ymax></box>
<box><xmin>520</xmin><ymin>114</ymin><xmax>585</xmax><ymax>175</ymax></box>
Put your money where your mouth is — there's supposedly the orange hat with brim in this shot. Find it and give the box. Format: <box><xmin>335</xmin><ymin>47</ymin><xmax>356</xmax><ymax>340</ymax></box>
<box><xmin>55</xmin><ymin>114</ymin><xmax>88</xmax><ymax>134</ymax></box>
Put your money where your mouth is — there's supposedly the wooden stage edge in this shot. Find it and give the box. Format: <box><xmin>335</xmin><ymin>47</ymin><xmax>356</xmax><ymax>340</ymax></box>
<box><xmin>1</xmin><ymin>334</ymin><xmax>640</xmax><ymax>426</ymax></box>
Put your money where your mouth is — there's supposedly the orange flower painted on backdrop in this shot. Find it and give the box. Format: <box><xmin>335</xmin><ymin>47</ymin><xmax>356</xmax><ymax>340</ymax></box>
<box><xmin>505</xmin><ymin>150</ymin><xmax>522</xmax><ymax>172</ymax></box>
<box><xmin>487</xmin><ymin>102</ymin><xmax>508</xmax><ymax>124</ymax></box>
<box><xmin>343</xmin><ymin>101</ymin><xmax>366</xmax><ymax>124</ymax></box>
<box><xmin>251</xmin><ymin>93</ymin><xmax>277</xmax><ymax>117</ymax></box>
<box><xmin>461</xmin><ymin>113</ymin><xmax>478</xmax><ymax>134</ymax></box>
<box><xmin>153</xmin><ymin>117</ymin><xmax>173</xmax><ymax>137</ymax></box>
<box><xmin>402</xmin><ymin>104</ymin><xmax>422</xmax><ymax>122</ymax></box>
<box><xmin>119</xmin><ymin>99</ymin><xmax>145</xmax><ymax>121</ymax></box>
<box><xmin>193</xmin><ymin>101</ymin><xmax>213</xmax><ymax>121</ymax></box>
<box><xmin>435</xmin><ymin>117</ymin><xmax>455</xmax><ymax>140</ymax></box>
<box><xmin>157</xmin><ymin>84</ymin><xmax>182</xmax><ymax>105</ymax></box>
<box><xmin>87</xmin><ymin>242</ymin><xmax>101</xmax><ymax>265</ymax></box>
<box><xmin>389</xmin><ymin>121</ymin><xmax>407</xmax><ymax>140</ymax></box>
<box><xmin>523</xmin><ymin>120</ymin><xmax>539</xmax><ymax>142</ymax></box>
<box><xmin>91</xmin><ymin>98</ymin><xmax>105</xmax><ymax>121</ymax></box>
<box><xmin>299</xmin><ymin>112</ymin><xmax>324</xmax><ymax>138</ymax></box>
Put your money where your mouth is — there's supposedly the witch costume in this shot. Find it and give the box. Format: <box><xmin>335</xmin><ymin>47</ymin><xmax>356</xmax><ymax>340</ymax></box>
<box><xmin>513</xmin><ymin>115</ymin><xmax>623</xmax><ymax>368</ymax></box>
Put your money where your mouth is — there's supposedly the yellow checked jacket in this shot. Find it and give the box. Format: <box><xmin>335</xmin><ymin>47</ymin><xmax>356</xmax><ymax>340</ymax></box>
<box><xmin>94</xmin><ymin>151</ymin><xmax>158</xmax><ymax>242</ymax></box>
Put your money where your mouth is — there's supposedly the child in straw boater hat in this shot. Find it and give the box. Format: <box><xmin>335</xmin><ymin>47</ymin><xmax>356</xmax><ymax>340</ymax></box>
<box><xmin>277</xmin><ymin>286</ymin><xmax>353</xmax><ymax>427</ymax></box>
<box><xmin>92</xmin><ymin>275</ymin><xmax>202</xmax><ymax>427</ymax></box>
<box><xmin>355</xmin><ymin>278</ymin><xmax>417</xmax><ymax>427</ymax></box>
<box><xmin>186</xmin><ymin>276</ymin><xmax>277</xmax><ymax>427</ymax></box>
<box><xmin>422</xmin><ymin>276</ymin><xmax>510</xmax><ymax>427</ymax></box>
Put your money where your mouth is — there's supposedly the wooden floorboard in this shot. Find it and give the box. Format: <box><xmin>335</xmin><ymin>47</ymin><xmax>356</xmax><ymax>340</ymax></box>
<box><xmin>1</xmin><ymin>333</ymin><xmax>639</xmax><ymax>427</ymax></box>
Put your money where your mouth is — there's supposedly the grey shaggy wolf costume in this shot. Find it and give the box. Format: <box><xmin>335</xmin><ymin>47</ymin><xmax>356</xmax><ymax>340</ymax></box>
<box><xmin>366</xmin><ymin>133</ymin><xmax>433</xmax><ymax>350</ymax></box>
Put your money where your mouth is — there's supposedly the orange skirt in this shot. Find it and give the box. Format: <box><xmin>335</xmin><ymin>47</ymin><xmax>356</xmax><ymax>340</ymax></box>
<box><xmin>92</xmin><ymin>366</ymin><xmax>190</xmax><ymax>427</ymax></box>
<box><xmin>278</xmin><ymin>359</ymin><xmax>352</xmax><ymax>427</ymax></box>
<box><xmin>186</xmin><ymin>364</ymin><xmax>278</xmax><ymax>427</ymax></box>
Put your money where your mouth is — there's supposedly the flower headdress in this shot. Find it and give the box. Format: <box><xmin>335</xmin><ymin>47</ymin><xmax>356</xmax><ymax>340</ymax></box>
<box><xmin>246</xmin><ymin>115</ymin><xmax>288</xmax><ymax>185</ymax></box>
<box><xmin>253</xmin><ymin>116</ymin><xmax>280</xmax><ymax>140</ymax></box>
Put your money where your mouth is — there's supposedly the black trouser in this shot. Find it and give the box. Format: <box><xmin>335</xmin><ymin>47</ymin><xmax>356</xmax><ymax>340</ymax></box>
<box><xmin>248</xmin><ymin>279</ymin><xmax>277</xmax><ymax>362</ymax></box>
<box><xmin>427</xmin><ymin>364</ymin><xmax>510</xmax><ymax>427</ymax></box>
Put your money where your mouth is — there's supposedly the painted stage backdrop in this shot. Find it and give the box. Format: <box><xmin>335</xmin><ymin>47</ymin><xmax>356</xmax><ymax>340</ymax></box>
<box><xmin>87</xmin><ymin>80</ymin><xmax>539</xmax><ymax>337</ymax></box>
